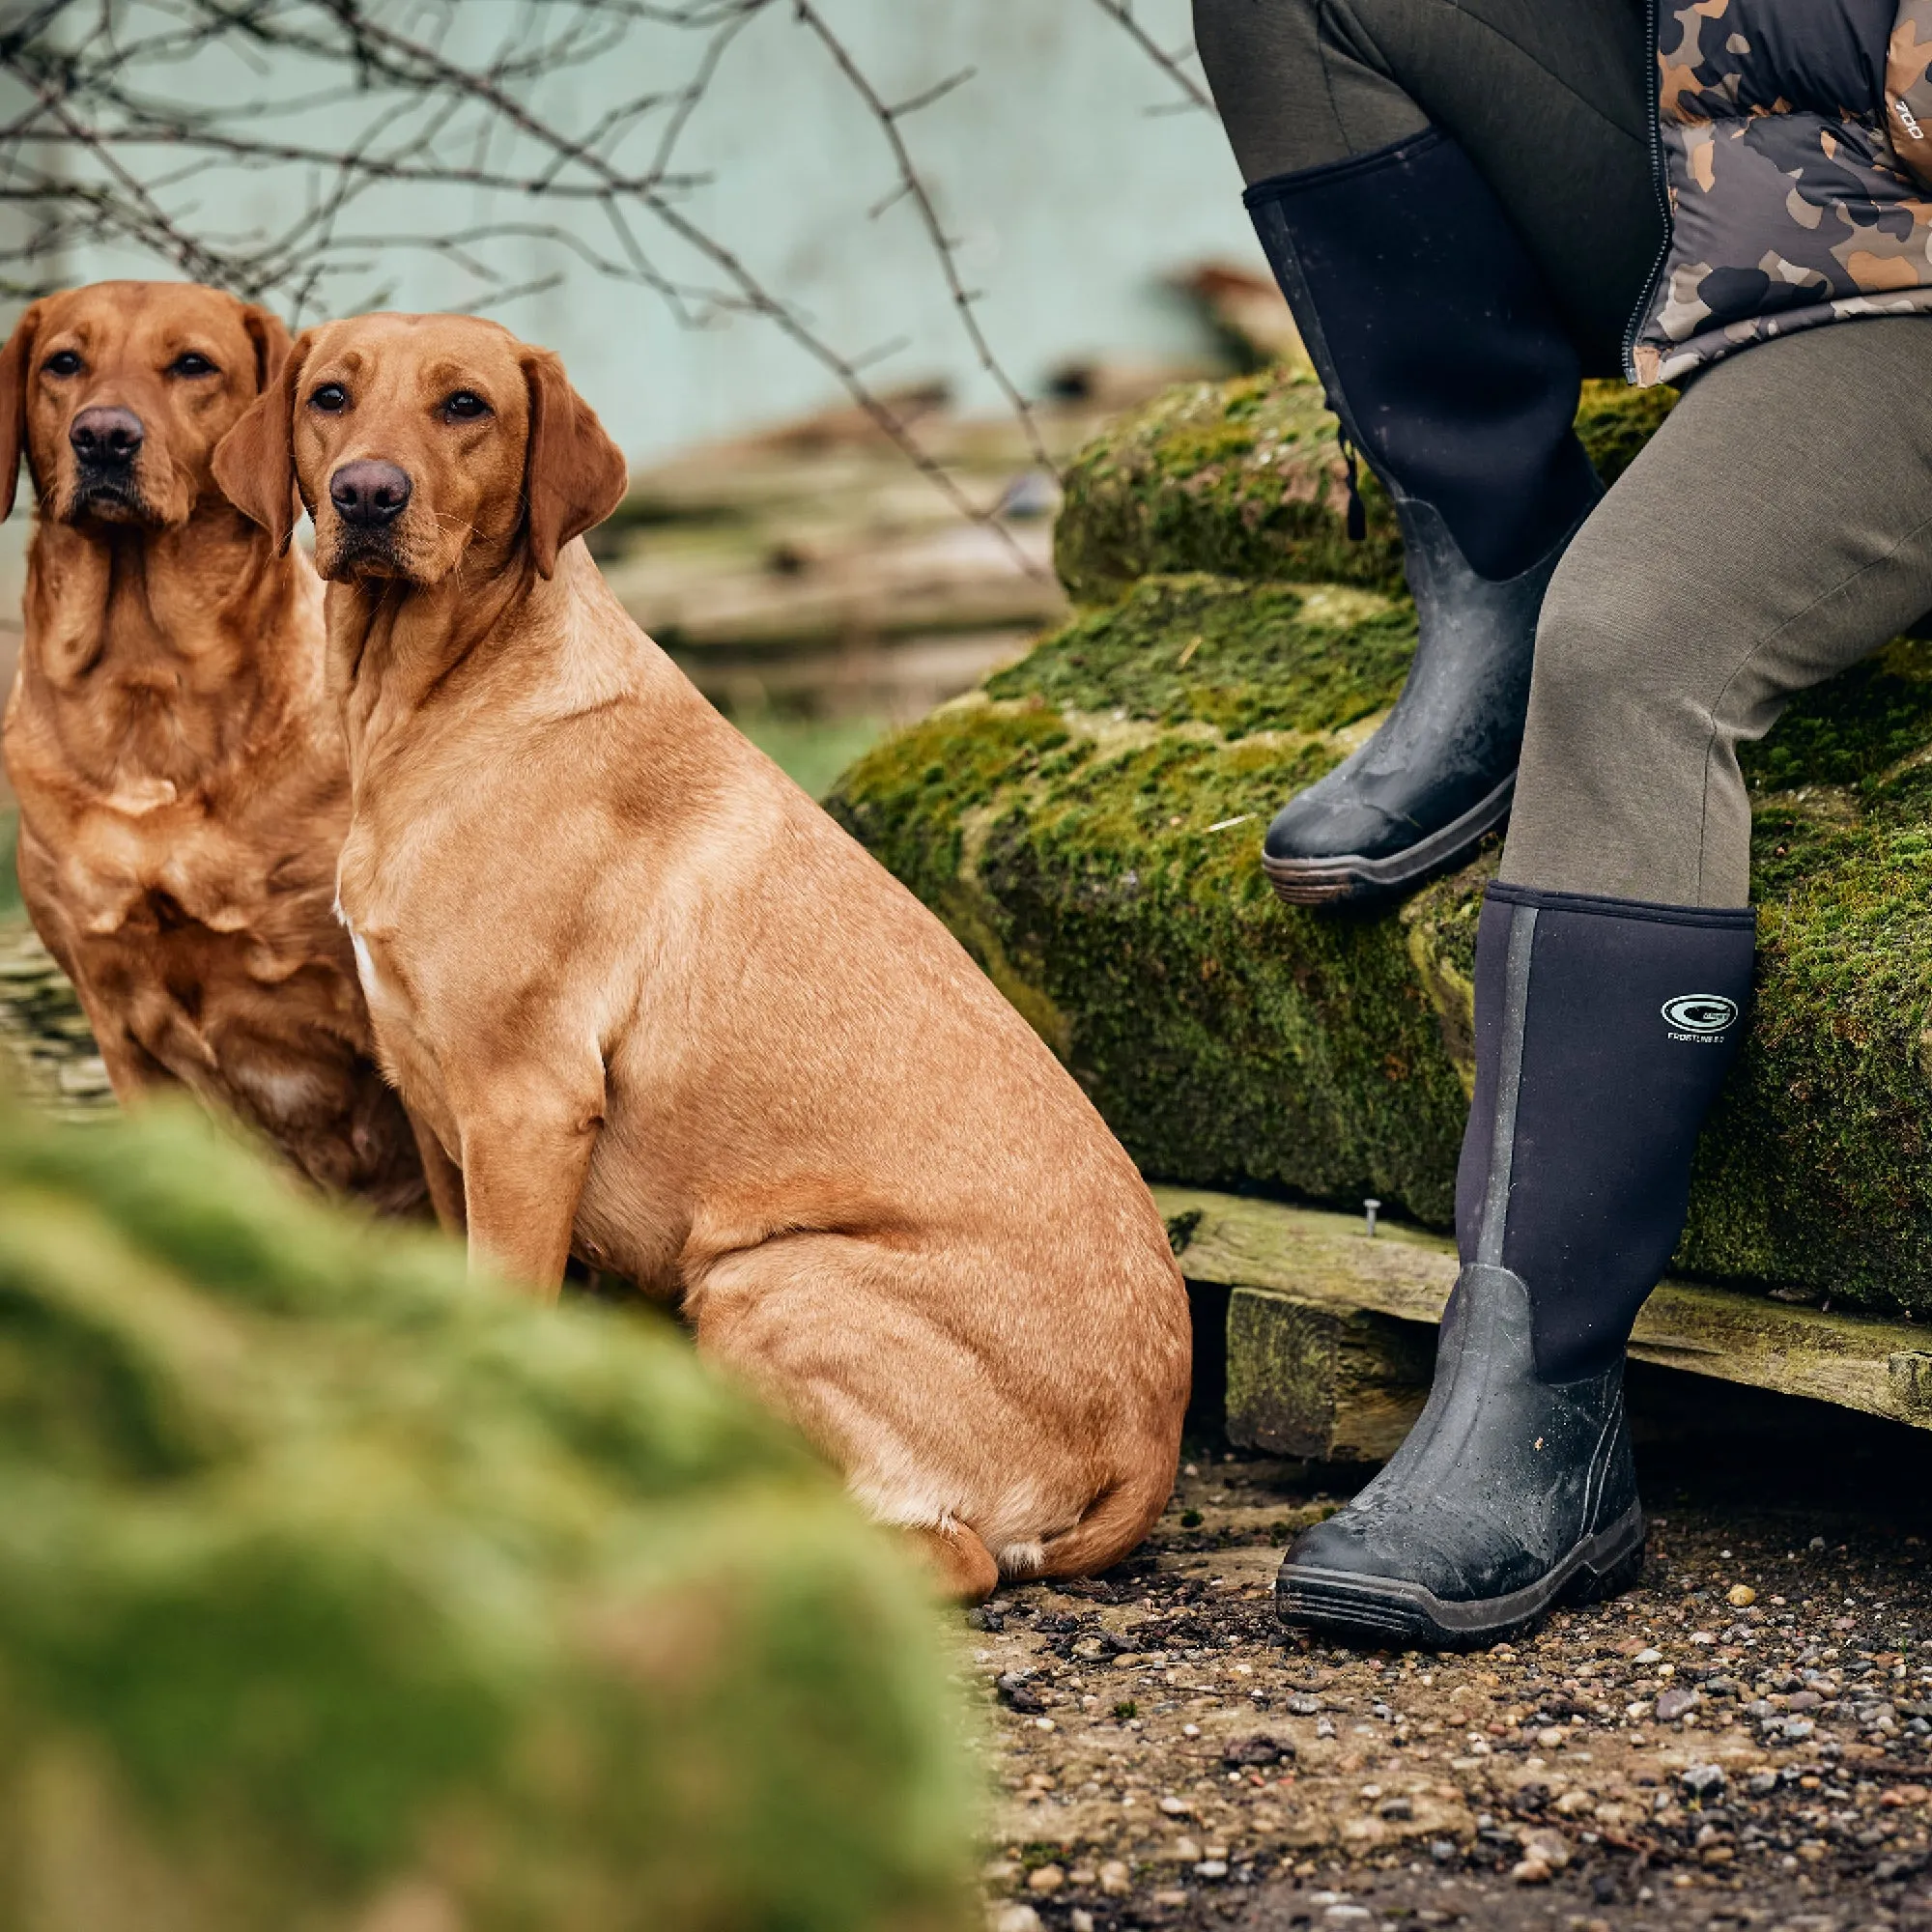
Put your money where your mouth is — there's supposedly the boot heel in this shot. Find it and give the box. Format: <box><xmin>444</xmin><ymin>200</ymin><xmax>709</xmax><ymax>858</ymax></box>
<box><xmin>1564</xmin><ymin>1532</ymin><xmax>1648</xmax><ymax>1609</ymax></box>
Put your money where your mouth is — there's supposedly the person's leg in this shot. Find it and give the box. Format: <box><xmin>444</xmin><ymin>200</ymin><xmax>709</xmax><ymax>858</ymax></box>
<box><xmin>1506</xmin><ymin>317</ymin><xmax>1932</xmax><ymax>908</ymax></box>
<box><xmin>1192</xmin><ymin>1</ymin><xmax>1650</xmax><ymax>903</ymax></box>
<box><xmin>1278</xmin><ymin>318</ymin><xmax>1932</xmax><ymax>1648</ymax></box>
<box><xmin>1191</xmin><ymin>0</ymin><xmax>1428</xmax><ymax>175</ymax></box>
<box><xmin>1194</xmin><ymin>0</ymin><xmax>1652</xmax><ymax>365</ymax></box>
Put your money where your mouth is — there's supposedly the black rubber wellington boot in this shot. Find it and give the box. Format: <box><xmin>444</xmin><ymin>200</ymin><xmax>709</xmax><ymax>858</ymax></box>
<box><xmin>1276</xmin><ymin>884</ymin><xmax>1756</xmax><ymax>1648</ymax></box>
<box><xmin>1245</xmin><ymin>134</ymin><xmax>1603</xmax><ymax>906</ymax></box>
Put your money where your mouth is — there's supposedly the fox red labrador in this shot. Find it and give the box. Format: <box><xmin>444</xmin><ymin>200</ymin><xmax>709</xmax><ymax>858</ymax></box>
<box><xmin>213</xmin><ymin>312</ymin><xmax>1188</xmax><ymax>1597</ymax></box>
<box><xmin>0</xmin><ymin>281</ymin><xmax>423</xmax><ymax>1212</ymax></box>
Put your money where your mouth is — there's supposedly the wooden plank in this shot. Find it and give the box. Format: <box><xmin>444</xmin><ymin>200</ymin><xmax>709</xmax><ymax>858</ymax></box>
<box><xmin>1224</xmin><ymin>1291</ymin><xmax>1431</xmax><ymax>1462</ymax></box>
<box><xmin>0</xmin><ymin>921</ymin><xmax>112</xmax><ymax>1122</ymax></box>
<box><xmin>1155</xmin><ymin>1185</ymin><xmax>1932</xmax><ymax>1434</ymax></box>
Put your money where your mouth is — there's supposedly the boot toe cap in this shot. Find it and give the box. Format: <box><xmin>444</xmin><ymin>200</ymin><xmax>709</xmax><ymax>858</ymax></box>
<box><xmin>1277</xmin><ymin>1501</ymin><xmax>1542</xmax><ymax>1607</ymax></box>
<box><xmin>1279</xmin><ymin>1508</ymin><xmax>1388</xmax><ymax>1580</ymax></box>
<box><xmin>1264</xmin><ymin>792</ymin><xmax>1406</xmax><ymax>867</ymax></box>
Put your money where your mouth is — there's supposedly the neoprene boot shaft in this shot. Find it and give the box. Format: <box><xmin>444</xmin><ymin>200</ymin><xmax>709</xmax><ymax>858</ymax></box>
<box><xmin>1458</xmin><ymin>886</ymin><xmax>1755</xmax><ymax>1379</ymax></box>
<box><xmin>1246</xmin><ymin>132</ymin><xmax>1602</xmax><ymax>904</ymax></box>
<box><xmin>1276</xmin><ymin>885</ymin><xmax>1754</xmax><ymax>1648</ymax></box>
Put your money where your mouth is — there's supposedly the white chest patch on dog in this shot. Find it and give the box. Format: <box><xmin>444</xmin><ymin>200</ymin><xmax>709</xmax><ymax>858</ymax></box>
<box><xmin>333</xmin><ymin>892</ymin><xmax>384</xmax><ymax>1003</ymax></box>
<box><xmin>339</xmin><ymin>913</ymin><xmax>387</xmax><ymax>1006</ymax></box>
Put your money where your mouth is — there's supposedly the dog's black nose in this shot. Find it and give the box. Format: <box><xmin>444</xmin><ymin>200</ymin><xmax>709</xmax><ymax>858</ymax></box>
<box><xmin>69</xmin><ymin>405</ymin><xmax>143</xmax><ymax>468</ymax></box>
<box><xmin>329</xmin><ymin>460</ymin><xmax>412</xmax><ymax>528</ymax></box>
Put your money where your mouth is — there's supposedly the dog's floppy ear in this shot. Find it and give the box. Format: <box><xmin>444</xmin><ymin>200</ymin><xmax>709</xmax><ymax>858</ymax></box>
<box><xmin>0</xmin><ymin>300</ymin><xmax>44</xmax><ymax>524</ymax></box>
<box><xmin>213</xmin><ymin>325</ymin><xmax>312</xmax><ymax>554</ymax></box>
<box><xmin>240</xmin><ymin>302</ymin><xmax>295</xmax><ymax>394</ymax></box>
<box><xmin>521</xmin><ymin>347</ymin><xmax>627</xmax><ymax>580</ymax></box>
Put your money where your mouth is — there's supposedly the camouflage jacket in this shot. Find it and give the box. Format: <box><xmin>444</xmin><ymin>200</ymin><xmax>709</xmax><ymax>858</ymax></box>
<box><xmin>1631</xmin><ymin>0</ymin><xmax>1932</xmax><ymax>385</ymax></box>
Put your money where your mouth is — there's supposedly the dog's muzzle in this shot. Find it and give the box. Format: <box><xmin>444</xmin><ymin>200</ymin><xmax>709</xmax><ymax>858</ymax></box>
<box><xmin>66</xmin><ymin>403</ymin><xmax>152</xmax><ymax>520</ymax></box>
<box><xmin>329</xmin><ymin>460</ymin><xmax>412</xmax><ymax>529</ymax></box>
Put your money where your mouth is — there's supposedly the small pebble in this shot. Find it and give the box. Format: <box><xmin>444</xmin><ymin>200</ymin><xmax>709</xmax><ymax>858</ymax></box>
<box><xmin>1727</xmin><ymin>1583</ymin><xmax>1757</xmax><ymax>1606</ymax></box>
<box><xmin>991</xmin><ymin>1908</ymin><xmax>1041</xmax><ymax>1932</ymax></box>
<box><xmin>1025</xmin><ymin>1864</ymin><xmax>1063</xmax><ymax>1894</ymax></box>
<box><xmin>1097</xmin><ymin>1861</ymin><xmax>1130</xmax><ymax>1896</ymax></box>
<box><xmin>1071</xmin><ymin>1914</ymin><xmax>1095</xmax><ymax>1932</ymax></box>
<box><xmin>1521</xmin><ymin>1828</ymin><xmax>1572</xmax><ymax>1870</ymax></box>
<box><xmin>1634</xmin><ymin>1647</ymin><xmax>1663</xmax><ymax>1665</ymax></box>
<box><xmin>1655</xmin><ymin>1686</ymin><xmax>1698</xmax><ymax>1722</ymax></box>
<box><xmin>1511</xmin><ymin>1858</ymin><xmax>1552</xmax><ymax>1886</ymax></box>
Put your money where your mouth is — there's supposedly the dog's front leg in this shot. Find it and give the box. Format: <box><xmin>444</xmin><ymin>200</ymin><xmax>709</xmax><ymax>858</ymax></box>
<box><xmin>449</xmin><ymin>1067</ymin><xmax>605</xmax><ymax>1298</ymax></box>
<box><xmin>405</xmin><ymin>1105</ymin><xmax>467</xmax><ymax>1237</ymax></box>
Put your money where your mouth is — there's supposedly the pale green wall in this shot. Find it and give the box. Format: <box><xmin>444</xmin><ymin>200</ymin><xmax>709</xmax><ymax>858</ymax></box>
<box><xmin>0</xmin><ymin>1</ymin><xmax>1261</xmax><ymax>465</ymax></box>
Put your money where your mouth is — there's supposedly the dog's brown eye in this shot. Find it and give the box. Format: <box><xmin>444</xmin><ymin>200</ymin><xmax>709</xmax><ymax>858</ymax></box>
<box><xmin>43</xmin><ymin>350</ymin><xmax>81</xmax><ymax>377</ymax></box>
<box><xmin>443</xmin><ymin>390</ymin><xmax>490</xmax><ymax>421</ymax></box>
<box><xmin>309</xmin><ymin>384</ymin><xmax>348</xmax><ymax>413</ymax></box>
<box><xmin>168</xmin><ymin>352</ymin><xmax>217</xmax><ymax>378</ymax></box>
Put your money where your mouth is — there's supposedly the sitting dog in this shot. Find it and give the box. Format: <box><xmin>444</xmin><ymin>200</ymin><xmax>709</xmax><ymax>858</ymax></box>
<box><xmin>213</xmin><ymin>313</ymin><xmax>1190</xmax><ymax>1596</ymax></box>
<box><xmin>0</xmin><ymin>282</ymin><xmax>425</xmax><ymax>1213</ymax></box>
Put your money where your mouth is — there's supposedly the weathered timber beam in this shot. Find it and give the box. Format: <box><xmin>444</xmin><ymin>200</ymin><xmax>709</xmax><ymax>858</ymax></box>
<box><xmin>1224</xmin><ymin>1290</ymin><xmax>1433</xmax><ymax>1462</ymax></box>
<box><xmin>0</xmin><ymin>922</ymin><xmax>111</xmax><ymax>1121</ymax></box>
<box><xmin>1154</xmin><ymin>1186</ymin><xmax>1932</xmax><ymax>1434</ymax></box>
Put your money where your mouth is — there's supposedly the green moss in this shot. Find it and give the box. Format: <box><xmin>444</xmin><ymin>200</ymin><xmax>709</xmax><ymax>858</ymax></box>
<box><xmin>0</xmin><ymin>809</ymin><xmax>19</xmax><ymax>919</ymax></box>
<box><xmin>0</xmin><ymin>1092</ymin><xmax>969</xmax><ymax>1930</ymax></box>
<box><xmin>1738</xmin><ymin>636</ymin><xmax>1932</xmax><ymax>794</ymax></box>
<box><xmin>985</xmin><ymin>575</ymin><xmax>1415</xmax><ymax>739</ymax></box>
<box><xmin>1572</xmin><ymin>379</ymin><xmax>1678</xmax><ymax>489</ymax></box>
<box><xmin>1052</xmin><ymin>373</ymin><xmax>1677</xmax><ymax>604</ymax></box>
<box><xmin>1052</xmin><ymin>372</ymin><xmax>1401</xmax><ymax>605</ymax></box>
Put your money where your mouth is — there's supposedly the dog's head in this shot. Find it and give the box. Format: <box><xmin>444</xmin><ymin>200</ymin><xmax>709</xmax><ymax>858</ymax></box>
<box><xmin>213</xmin><ymin>312</ymin><xmax>627</xmax><ymax>586</ymax></box>
<box><xmin>0</xmin><ymin>281</ymin><xmax>291</xmax><ymax>530</ymax></box>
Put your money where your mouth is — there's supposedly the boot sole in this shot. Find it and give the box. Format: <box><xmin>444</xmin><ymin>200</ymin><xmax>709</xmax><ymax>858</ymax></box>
<box><xmin>1274</xmin><ymin>1500</ymin><xmax>1646</xmax><ymax>1652</ymax></box>
<box><xmin>1262</xmin><ymin>771</ymin><xmax>1515</xmax><ymax>908</ymax></box>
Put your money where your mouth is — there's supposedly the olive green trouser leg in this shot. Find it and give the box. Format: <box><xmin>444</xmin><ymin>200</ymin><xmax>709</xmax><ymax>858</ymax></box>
<box><xmin>1501</xmin><ymin>316</ymin><xmax>1932</xmax><ymax>908</ymax></box>
<box><xmin>1191</xmin><ymin>0</ymin><xmax>1653</xmax><ymax>370</ymax></box>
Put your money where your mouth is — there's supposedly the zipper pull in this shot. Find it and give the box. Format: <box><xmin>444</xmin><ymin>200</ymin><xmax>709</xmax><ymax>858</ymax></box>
<box><xmin>1338</xmin><ymin>428</ymin><xmax>1367</xmax><ymax>542</ymax></box>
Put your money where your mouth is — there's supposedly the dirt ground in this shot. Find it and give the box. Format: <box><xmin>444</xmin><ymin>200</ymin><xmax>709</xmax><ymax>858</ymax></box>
<box><xmin>967</xmin><ymin>1384</ymin><xmax>1932</xmax><ymax>1932</ymax></box>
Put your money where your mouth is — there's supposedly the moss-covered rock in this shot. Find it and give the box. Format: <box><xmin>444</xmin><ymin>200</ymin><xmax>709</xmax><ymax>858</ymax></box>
<box><xmin>830</xmin><ymin>369</ymin><xmax>1932</xmax><ymax>1313</ymax></box>
<box><xmin>1052</xmin><ymin>373</ymin><xmax>1677</xmax><ymax>603</ymax></box>
<box><xmin>0</xmin><ymin>1089</ymin><xmax>968</xmax><ymax>1930</ymax></box>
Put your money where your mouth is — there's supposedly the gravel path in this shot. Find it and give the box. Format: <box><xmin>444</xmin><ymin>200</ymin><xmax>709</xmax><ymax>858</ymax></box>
<box><xmin>970</xmin><ymin>1401</ymin><xmax>1932</xmax><ymax>1932</ymax></box>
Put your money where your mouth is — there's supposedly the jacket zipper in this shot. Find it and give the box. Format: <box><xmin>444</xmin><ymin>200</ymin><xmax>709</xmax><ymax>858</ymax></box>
<box><xmin>1622</xmin><ymin>0</ymin><xmax>1675</xmax><ymax>384</ymax></box>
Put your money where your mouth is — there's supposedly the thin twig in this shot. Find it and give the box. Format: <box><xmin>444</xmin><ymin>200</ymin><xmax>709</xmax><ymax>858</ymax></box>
<box><xmin>0</xmin><ymin>0</ymin><xmax>1065</xmax><ymax>575</ymax></box>
<box><xmin>1085</xmin><ymin>0</ymin><xmax>1212</xmax><ymax>112</ymax></box>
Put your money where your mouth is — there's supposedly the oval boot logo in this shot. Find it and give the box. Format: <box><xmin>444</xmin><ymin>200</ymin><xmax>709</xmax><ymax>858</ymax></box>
<box><xmin>1661</xmin><ymin>994</ymin><xmax>1739</xmax><ymax>1034</ymax></box>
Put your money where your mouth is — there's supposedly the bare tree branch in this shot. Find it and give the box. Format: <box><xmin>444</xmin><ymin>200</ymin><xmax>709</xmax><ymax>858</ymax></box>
<box><xmin>0</xmin><ymin>0</ymin><xmax>1210</xmax><ymax>575</ymax></box>
<box><xmin>787</xmin><ymin>5</ymin><xmax>1053</xmax><ymax>477</ymax></box>
<box><xmin>1085</xmin><ymin>0</ymin><xmax>1211</xmax><ymax>113</ymax></box>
